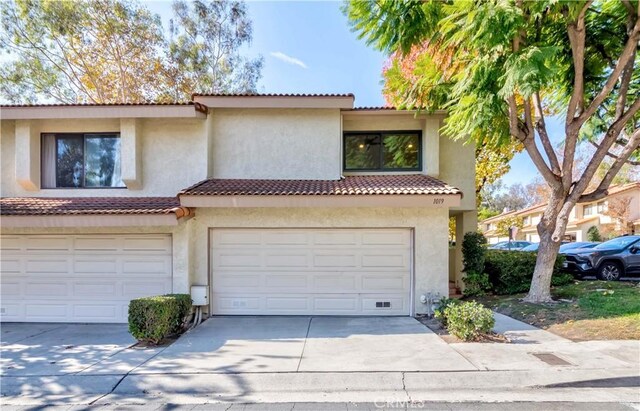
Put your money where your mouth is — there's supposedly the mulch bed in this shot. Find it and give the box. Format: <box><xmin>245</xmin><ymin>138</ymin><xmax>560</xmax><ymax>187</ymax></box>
<box><xmin>416</xmin><ymin>315</ymin><xmax>510</xmax><ymax>344</ymax></box>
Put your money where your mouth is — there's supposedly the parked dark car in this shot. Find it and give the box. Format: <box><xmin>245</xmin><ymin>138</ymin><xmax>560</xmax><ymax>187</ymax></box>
<box><xmin>520</xmin><ymin>241</ymin><xmax>598</xmax><ymax>253</ymax></box>
<box><xmin>488</xmin><ymin>241</ymin><xmax>532</xmax><ymax>251</ymax></box>
<box><xmin>563</xmin><ymin>235</ymin><xmax>640</xmax><ymax>280</ymax></box>
<box><xmin>558</xmin><ymin>242</ymin><xmax>599</xmax><ymax>254</ymax></box>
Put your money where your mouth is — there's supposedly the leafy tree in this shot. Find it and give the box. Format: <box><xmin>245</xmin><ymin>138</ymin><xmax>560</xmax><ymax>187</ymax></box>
<box><xmin>0</xmin><ymin>0</ymin><xmax>263</xmax><ymax>103</ymax></box>
<box><xmin>495</xmin><ymin>215</ymin><xmax>524</xmax><ymax>238</ymax></box>
<box><xmin>0</xmin><ymin>0</ymin><xmax>167</xmax><ymax>103</ymax></box>
<box><xmin>165</xmin><ymin>0</ymin><xmax>263</xmax><ymax>99</ymax></box>
<box><xmin>481</xmin><ymin>181</ymin><xmax>532</xmax><ymax>213</ymax></box>
<box><xmin>344</xmin><ymin>0</ymin><xmax>640</xmax><ymax>302</ymax></box>
<box><xmin>587</xmin><ymin>225</ymin><xmax>602</xmax><ymax>241</ymax></box>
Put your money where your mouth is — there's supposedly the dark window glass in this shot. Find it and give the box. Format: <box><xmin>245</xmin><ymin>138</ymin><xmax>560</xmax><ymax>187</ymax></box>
<box><xmin>383</xmin><ymin>133</ymin><xmax>420</xmax><ymax>169</ymax></box>
<box><xmin>84</xmin><ymin>135</ymin><xmax>122</xmax><ymax>187</ymax></box>
<box><xmin>344</xmin><ymin>134</ymin><xmax>381</xmax><ymax>170</ymax></box>
<box><xmin>46</xmin><ymin>133</ymin><xmax>124</xmax><ymax>188</ymax></box>
<box><xmin>56</xmin><ymin>136</ymin><xmax>84</xmax><ymax>188</ymax></box>
<box><xmin>344</xmin><ymin>132</ymin><xmax>421</xmax><ymax>171</ymax></box>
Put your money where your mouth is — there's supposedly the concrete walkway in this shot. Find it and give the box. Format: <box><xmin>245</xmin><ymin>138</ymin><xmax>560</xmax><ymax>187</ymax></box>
<box><xmin>1</xmin><ymin>315</ymin><xmax>639</xmax><ymax>407</ymax></box>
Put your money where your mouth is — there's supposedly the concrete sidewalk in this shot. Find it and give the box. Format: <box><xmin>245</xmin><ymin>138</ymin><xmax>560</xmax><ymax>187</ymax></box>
<box><xmin>1</xmin><ymin>314</ymin><xmax>638</xmax><ymax>407</ymax></box>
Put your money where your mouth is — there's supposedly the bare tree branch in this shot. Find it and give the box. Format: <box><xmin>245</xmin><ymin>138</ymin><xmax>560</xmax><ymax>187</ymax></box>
<box><xmin>573</xmin><ymin>17</ymin><xmax>640</xmax><ymax>130</ymax></box>
<box><xmin>565</xmin><ymin>1</ymin><xmax>591</xmax><ymax>125</ymax></box>
<box><xmin>573</xmin><ymin>98</ymin><xmax>640</xmax><ymax>202</ymax></box>
<box><xmin>533</xmin><ymin>91</ymin><xmax>561</xmax><ymax>175</ymax></box>
<box><xmin>588</xmin><ymin>140</ymin><xmax>640</xmax><ymax>166</ymax></box>
<box><xmin>581</xmin><ymin>127</ymin><xmax>640</xmax><ymax>202</ymax></box>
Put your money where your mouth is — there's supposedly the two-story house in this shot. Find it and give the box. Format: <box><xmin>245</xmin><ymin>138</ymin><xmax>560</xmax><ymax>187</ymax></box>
<box><xmin>481</xmin><ymin>182</ymin><xmax>640</xmax><ymax>244</ymax></box>
<box><xmin>0</xmin><ymin>93</ymin><xmax>476</xmax><ymax>323</ymax></box>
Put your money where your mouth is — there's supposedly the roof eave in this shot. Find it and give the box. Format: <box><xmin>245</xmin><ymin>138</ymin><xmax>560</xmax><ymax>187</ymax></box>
<box><xmin>179</xmin><ymin>193</ymin><xmax>461</xmax><ymax>208</ymax></box>
<box><xmin>0</xmin><ymin>104</ymin><xmax>208</xmax><ymax>120</ymax></box>
<box><xmin>193</xmin><ymin>95</ymin><xmax>354</xmax><ymax>109</ymax></box>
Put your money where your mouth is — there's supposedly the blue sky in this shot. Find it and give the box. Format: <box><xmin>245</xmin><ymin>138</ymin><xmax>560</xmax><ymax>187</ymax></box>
<box><xmin>147</xmin><ymin>1</ymin><xmax>542</xmax><ymax>185</ymax></box>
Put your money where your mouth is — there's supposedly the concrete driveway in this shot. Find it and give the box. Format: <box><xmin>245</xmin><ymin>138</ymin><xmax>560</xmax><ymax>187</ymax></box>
<box><xmin>0</xmin><ymin>323</ymin><xmax>159</xmax><ymax>377</ymax></box>
<box><xmin>1</xmin><ymin>316</ymin><xmax>477</xmax><ymax>378</ymax></box>
<box><xmin>134</xmin><ymin>316</ymin><xmax>478</xmax><ymax>374</ymax></box>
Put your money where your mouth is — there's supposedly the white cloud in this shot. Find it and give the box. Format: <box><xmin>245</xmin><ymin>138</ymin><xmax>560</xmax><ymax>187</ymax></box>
<box><xmin>270</xmin><ymin>51</ymin><xmax>308</xmax><ymax>69</ymax></box>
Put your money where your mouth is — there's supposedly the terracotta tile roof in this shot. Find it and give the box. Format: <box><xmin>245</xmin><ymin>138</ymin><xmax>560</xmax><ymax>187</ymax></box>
<box><xmin>351</xmin><ymin>106</ymin><xmax>398</xmax><ymax>110</ymax></box>
<box><xmin>0</xmin><ymin>197</ymin><xmax>184</xmax><ymax>216</ymax></box>
<box><xmin>180</xmin><ymin>175</ymin><xmax>461</xmax><ymax>197</ymax></box>
<box><xmin>0</xmin><ymin>102</ymin><xmax>199</xmax><ymax>108</ymax></box>
<box><xmin>192</xmin><ymin>93</ymin><xmax>354</xmax><ymax>98</ymax></box>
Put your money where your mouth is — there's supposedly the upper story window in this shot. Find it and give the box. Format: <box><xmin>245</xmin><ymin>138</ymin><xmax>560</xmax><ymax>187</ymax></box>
<box><xmin>343</xmin><ymin>131</ymin><xmax>421</xmax><ymax>171</ymax></box>
<box><xmin>41</xmin><ymin>133</ymin><xmax>125</xmax><ymax>189</ymax></box>
<box><xmin>523</xmin><ymin>216</ymin><xmax>530</xmax><ymax>225</ymax></box>
<box><xmin>597</xmin><ymin>201</ymin><xmax>606</xmax><ymax>213</ymax></box>
<box><xmin>583</xmin><ymin>203</ymin><xmax>595</xmax><ymax>216</ymax></box>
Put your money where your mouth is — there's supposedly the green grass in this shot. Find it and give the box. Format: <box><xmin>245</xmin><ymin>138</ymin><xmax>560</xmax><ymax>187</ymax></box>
<box><xmin>472</xmin><ymin>281</ymin><xmax>640</xmax><ymax>341</ymax></box>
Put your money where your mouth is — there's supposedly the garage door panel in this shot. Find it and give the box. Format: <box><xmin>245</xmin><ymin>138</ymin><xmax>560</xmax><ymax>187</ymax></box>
<box><xmin>72</xmin><ymin>304</ymin><xmax>118</xmax><ymax>320</ymax></box>
<box><xmin>313</xmin><ymin>231</ymin><xmax>358</xmax><ymax>245</ymax></box>
<box><xmin>1</xmin><ymin>234</ymin><xmax>172</xmax><ymax>323</ymax></box>
<box><xmin>26</xmin><ymin>237</ymin><xmax>71</xmax><ymax>251</ymax></box>
<box><xmin>122</xmin><ymin>257</ymin><xmax>171</xmax><ymax>275</ymax></box>
<box><xmin>1</xmin><ymin>280</ymin><xmax>21</xmax><ymax>296</ymax></box>
<box><xmin>122</xmin><ymin>281</ymin><xmax>171</xmax><ymax>298</ymax></box>
<box><xmin>73</xmin><ymin>237</ymin><xmax>120</xmax><ymax>251</ymax></box>
<box><xmin>263</xmin><ymin>231</ymin><xmax>309</xmax><ymax>245</ymax></box>
<box><xmin>1</xmin><ymin>258</ymin><xmax>21</xmax><ymax>274</ymax></box>
<box><xmin>73</xmin><ymin>281</ymin><xmax>117</xmax><ymax>296</ymax></box>
<box><xmin>312</xmin><ymin>274</ymin><xmax>357</xmax><ymax>291</ymax></box>
<box><xmin>25</xmin><ymin>281</ymin><xmax>69</xmax><ymax>297</ymax></box>
<box><xmin>74</xmin><ymin>258</ymin><xmax>118</xmax><ymax>273</ymax></box>
<box><xmin>0</xmin><ymin>236</ymin><xmax>23</xmax><ymax>252</ymax></box>
<box><xmin>361</xmin><ymin>231</ymin><xmax>408</xmax><ymax>245</ymax></box>
<box><xmin>361</xmin><ymin>274</ymin><xmax>407</xmax><ymax>291</ymax></box>
<box><xmin>25</xmin><ymin>304</ymin><xmax>67</xmax><ymax>319</ymax></box>
<box><xmin>361</xmin><ymin>253</ymin><xmax>407</xmax><ymax>268</ymax></box>
<box><xmin>214</xmin><ymin>273</ymin><xmax>261</xmax><ymax>289</ymax></box>
<box><xmin>26</xmin><ymin>257</ymin><xmax>70</xmax><ymax>273</ymax></box>
<box><xmin>215</xmin><ymin>251</ymin><xmax>262</xmax><ymax>268</ymax></box>
<box><xmin>265</xmin><ymin>252</ymin><xmax>309</xmax><ymax>268</ymax></box>
<box><xmin>313</xmin><ymin>252</ymin><xmax>358</xmax><ymax>267</ymax></box>
<box><xmin>210</xmin><ymin>228</ymin><xmax>411</xmax><ymax>316</ymax></box>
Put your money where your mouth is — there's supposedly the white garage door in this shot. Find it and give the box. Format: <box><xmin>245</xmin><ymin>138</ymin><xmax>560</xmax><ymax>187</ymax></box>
<box><xmin>0</xmin><ymin>234</ymin><xmax>172</xmax><ymax>323</ymax></box>
<box><xmin>210</xmin><ymin>228</ymin><xmax>412</xmax><ymax>316</ymax></box>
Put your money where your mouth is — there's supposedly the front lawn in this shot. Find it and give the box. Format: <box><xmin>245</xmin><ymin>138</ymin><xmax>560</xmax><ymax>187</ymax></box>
<box><xmin>472</xmin><ymin>281</ymin><xmax>640</xmax><ymax>341</ymax></box>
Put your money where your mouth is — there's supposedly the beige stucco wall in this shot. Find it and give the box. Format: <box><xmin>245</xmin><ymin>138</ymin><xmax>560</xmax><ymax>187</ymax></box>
<box><xmin>0</xmin><ymin>118</ymin><xmax>208</xmax><ymax>197</ymax></box>
<box><xmin>188</xmin><ymin>207</ymin><xmax>450</xmax><ymax>315</ymax></box>
<box><xmin>209</xmin><ymin>108</ymin><xmax>342</xmax><ymax>180</ymax></box>
<box><xmin>439</xmin><ymin>129</ymin><xmax>476</xmax><ymax>212</ymax></box>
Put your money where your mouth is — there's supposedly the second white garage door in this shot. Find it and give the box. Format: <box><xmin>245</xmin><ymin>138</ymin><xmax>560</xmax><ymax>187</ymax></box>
<box><xmin>210</xmin><ymin>228</ymin><xmax>412</xmax><ymax>315</ymax></box>
<box><xmin>0</xmin><ymin>234</ymin><xmax>173</xmax><ymax>323</ymax></box>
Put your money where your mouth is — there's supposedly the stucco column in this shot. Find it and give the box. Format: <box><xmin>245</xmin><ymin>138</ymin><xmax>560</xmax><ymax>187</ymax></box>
<box><xmin>120</xmin><ymin>118</ymin><xmax>142</xmax><ymax>189</ymax></box>
<box><xmin>454</xmin><ymin>210</ymin><xmax>478</xmax><ymax>291</ymax></box>
<box><xmin>15</xmin><ymin>120</ymin><xmax>40</xmax><ymax>191</ymax></box>
<box><xmin>171</xmin><ymin>219</ymin><xmax>193</xmax><ymax>294</ymax></box>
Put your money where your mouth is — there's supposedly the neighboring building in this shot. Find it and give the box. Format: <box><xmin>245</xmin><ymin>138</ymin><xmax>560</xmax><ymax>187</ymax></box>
<box><xmin>481</xmin><ymin>182</ymin><xmax>640</xmax><ymax>244</ymax></box>
<box><xmin>0</xmin><ymin>94</ymin><xmax>476</xmax><ymax>322</ymax></box>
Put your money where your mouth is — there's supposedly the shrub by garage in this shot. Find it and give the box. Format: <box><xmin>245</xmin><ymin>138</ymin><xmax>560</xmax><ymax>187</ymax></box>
<box><xmin>485</xmin><ymin>250</ymin><xmax>573</xmax><ymax>295</ymax></box>
<box><xmin>128</xmin><ymin>294</ymin><xmax>192</xmax><ymax>344</ymax></box>
<box><xmin>441</xmin><ymin>301</ymin><xmax>495</xmax><ymax>341</ymax></box>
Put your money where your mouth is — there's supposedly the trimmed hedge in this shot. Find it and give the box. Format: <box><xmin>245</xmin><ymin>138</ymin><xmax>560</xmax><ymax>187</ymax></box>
<box><xmin>128</xmin><ymin>294</ymin><xmax>192</xmax><ymax>344</ymax></box>
<box><xmin>485</xmin><ymin>250</ymin><xmax>573</xmax><ymax>295</ymax></box>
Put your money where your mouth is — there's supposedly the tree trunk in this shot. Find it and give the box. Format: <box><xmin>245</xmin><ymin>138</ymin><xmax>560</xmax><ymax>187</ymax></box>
<box><xmin>524</xmin><ymin>199</ymin><xmax>572</xmax><ymax>303</ymax></box>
